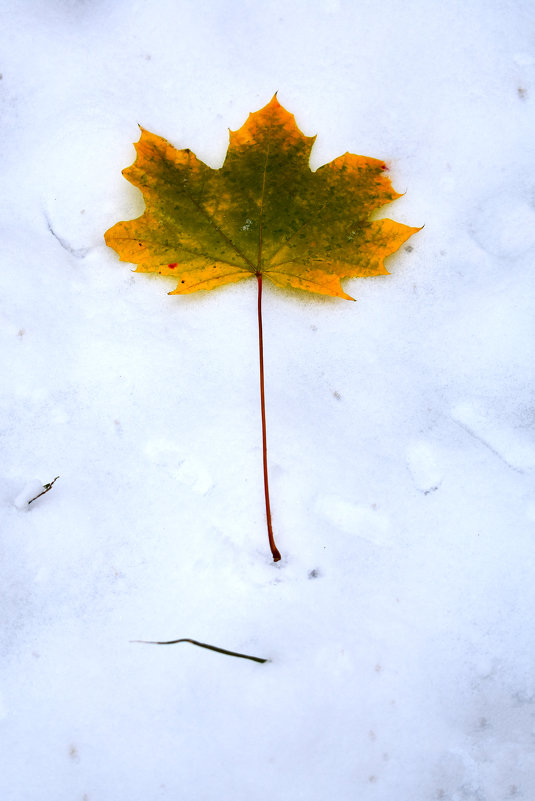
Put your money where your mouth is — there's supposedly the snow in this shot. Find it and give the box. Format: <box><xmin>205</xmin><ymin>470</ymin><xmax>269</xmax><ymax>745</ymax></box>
<box><xmin>1</xmin><ymin>1</ymin><xmax>535</xmax><ymax>799</ymax></box>
<box><xmin>406</xmin><ymin>440</ymin><xmax>443</xmax><ymax>493</ymax></box>
<box><xmin>13</xmin><ymin>479</ymin><xmax>46</xmax><ymax>510</ymax></box>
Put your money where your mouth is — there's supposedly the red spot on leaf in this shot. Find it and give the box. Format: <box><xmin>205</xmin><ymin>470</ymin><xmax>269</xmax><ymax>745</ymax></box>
<box><xmin>168</xmin><ymin>263</ymin><xmax>177</xmax><ymax>269</ymax></box>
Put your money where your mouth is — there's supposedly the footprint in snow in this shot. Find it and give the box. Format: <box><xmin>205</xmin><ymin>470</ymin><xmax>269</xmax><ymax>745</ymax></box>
<box><xmin>144</xmin><ymin>440</ymin><xmax>213</xmax><ymax>495</ymax></box>
<box><xmin>406</xmin><ymin>440</ymin><xmax>443</xmax><ymax>494</ymax></box>
<box><xmin>315</xmin><ymin>495</ymin><xmax>391</xmax><ymax>547</ymax></box>
<box><xmin>451</xmin><ymin>401</ymin><xmax>535</xmax><ymax>472</ymax></box>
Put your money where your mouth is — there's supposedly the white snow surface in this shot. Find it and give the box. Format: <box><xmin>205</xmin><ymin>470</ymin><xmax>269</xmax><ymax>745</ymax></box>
<box><xmin>13</xmin><ymin>479</ymin><xmax>46</xmax><ymax>511</ymax></box>
<box><xmin>1</xmin><ymin>1</ymin><xmax>535</xmax><ymax>799</ymax></box>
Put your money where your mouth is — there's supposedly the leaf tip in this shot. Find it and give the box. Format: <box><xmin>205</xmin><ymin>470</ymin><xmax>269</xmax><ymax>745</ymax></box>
<box><xmin>266</xmin><ymin>92</ymin><xmax>284</xmax><ymax>113</ymax></box>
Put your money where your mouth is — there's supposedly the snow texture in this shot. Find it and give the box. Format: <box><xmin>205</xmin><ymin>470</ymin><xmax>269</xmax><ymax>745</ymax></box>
<box><xmin>1</xmin><ymin>1</ymin><xmax>535</xmax><ymax>799</ymax></box>
<box><xmin>13</xmin><ymin>479</ymin><xmax>46</xmax><ymax>510</ymax></box>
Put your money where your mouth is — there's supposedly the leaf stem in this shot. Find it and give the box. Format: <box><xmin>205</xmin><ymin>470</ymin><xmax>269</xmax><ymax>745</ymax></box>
<box><xmin>256</xmin><ymin>273</ymin><xmax>281</xmax><ymax>562</ymax></box>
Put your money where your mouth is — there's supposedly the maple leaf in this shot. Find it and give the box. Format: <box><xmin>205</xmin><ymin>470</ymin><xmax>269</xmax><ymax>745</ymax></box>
<box><xmin>105</xmin><ymin>95</ymin><xmax>419</xmax><ymax>301</ymax></box>
<box><xmin>104</xmin><ymin>96</ymin><xmax>420</xmax><ymax>562</ymax></box>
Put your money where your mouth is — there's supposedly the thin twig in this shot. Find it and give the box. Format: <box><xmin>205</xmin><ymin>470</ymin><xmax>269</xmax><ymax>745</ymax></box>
<box><xmin>28</xmin><ymin>476</ymin><xmax>60</xmax><ymax>505</ymax></box>
<box><xmin>131</xmin><ymin>637</ymin><xmax>269</xmax><ymax>664</ymax></box>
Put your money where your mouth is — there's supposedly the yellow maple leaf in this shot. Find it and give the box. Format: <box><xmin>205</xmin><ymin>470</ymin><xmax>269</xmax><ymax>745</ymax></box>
<box><xmin>105</xmin><ymin>95</ymin><xmax>419</xmax><ymax>301</ymax></box>
<box><xmin>104</xmin><ymin>96</ymin><xmax>420</xmax><ymax>562</ymax></box>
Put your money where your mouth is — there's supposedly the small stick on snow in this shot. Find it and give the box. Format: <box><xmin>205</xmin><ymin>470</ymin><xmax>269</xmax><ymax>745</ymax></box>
<box><xmin>28</xmin><ymin>476</ymin><xmax>60</xmax><ymax>505</ymax></box>
<box><xmin>131</xmin><ymin>637</ymin><xmax>269</xmax><ymax>664</ymax></box>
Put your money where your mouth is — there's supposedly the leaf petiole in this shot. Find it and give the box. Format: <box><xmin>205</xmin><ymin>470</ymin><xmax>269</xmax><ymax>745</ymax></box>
<box><xmin>256</xmin><ymin>273</ymin><xmax>281</xmax><ymax>562</ymax></box>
